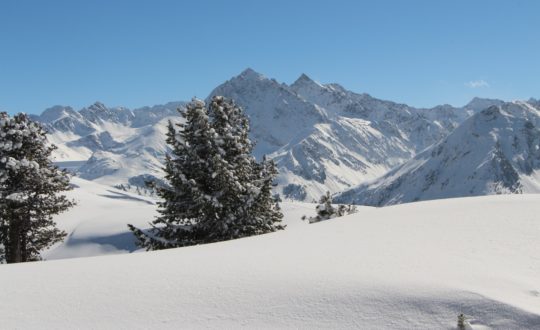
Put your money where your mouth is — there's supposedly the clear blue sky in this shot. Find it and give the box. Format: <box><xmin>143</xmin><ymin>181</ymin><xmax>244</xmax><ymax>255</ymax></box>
<box><xmin>1</xmin><ymin>0</ymin><xmax>539</xmax><ymax>114</ymax></box>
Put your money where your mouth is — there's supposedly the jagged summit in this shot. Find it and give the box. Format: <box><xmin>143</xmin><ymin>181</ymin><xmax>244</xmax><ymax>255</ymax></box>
<box><xmin>293</xmin><ymin>73</ymin><xmax>314</xmax><ymax>84</ymax></box>
<box><xmin>89</xmin><ymin>101</ymin><xmax>107</xmax><ymax>110</ymax></box>
<box><xmin>39</xmin><ymin>105</ymin><xmax>78</xmax><ymax>123</ymax></box>
<box><xmin>237</xmin><ymin>67</ymin><xmax>265</xmax><ymax>80</ymax></box>
<box><xmin>464</xmin><ymin>97</ymin><xmax>504</xmax><ymax>111</ymax></box>
<box><xmin>290</xmin><ymin>73</ymin><xmax>325</xmax><ymax>91</ymax></box>
<box><xmin>297</xmin><ymin>73</ymin><xmax>311</xmax><ymax>81</ymax></box>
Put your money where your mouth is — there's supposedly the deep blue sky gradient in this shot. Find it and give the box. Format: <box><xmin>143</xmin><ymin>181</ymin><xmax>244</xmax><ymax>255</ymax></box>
<box><xmin>1</xmin><ymin>0</ymin><xmax>539</xmax><ymax>114</ymax></box>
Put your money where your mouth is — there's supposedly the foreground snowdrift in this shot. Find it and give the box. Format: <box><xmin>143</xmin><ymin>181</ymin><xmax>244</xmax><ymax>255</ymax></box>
<box><xmin>0</xmin><ymin>179</ymin><xmax>539</xmax><ymax>329</ymax></box>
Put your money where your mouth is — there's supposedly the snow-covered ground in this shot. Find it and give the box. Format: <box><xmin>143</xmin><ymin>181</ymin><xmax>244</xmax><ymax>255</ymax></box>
<box><xmin>1</xmin><ymin>178</ymin><xmax>539</xmax><ymax>329</ymax></box>
<box><xmin>42</xmin><ymin>177</ymin><xmax>315</xmax><ymax>260</ymax></box>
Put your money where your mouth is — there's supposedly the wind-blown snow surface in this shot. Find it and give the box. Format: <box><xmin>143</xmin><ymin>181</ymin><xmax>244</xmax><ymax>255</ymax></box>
<box><xmin>1</xmin><ymin>178</ymin><xmax>539</xmax><ymax>329</ymax></box>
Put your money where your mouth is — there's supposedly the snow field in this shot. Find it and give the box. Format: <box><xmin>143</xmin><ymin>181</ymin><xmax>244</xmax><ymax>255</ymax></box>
<box><xmin>0</xmin><ymin>178</ymin><xmax>539</xmax><ymax>329</ymax></box>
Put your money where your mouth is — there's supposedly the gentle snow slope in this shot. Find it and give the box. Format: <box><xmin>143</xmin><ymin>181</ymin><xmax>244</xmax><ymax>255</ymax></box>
<box><xmin>43</xmin><ymin>177</ymin><xmax>314</xmax><ymax>260</ymax></box>
<box><xmin>1</xmin><ymin>182</ymin><xmax>539</xmax><ymax>329</ymax></box>
<box><xmin>42</xmin><ymin>177</ymin><xmax>158</xmax><ymax>259</ymax></box>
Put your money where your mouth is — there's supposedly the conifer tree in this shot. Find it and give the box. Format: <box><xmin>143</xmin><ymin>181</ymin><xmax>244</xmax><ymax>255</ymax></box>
<box><xmin>129</xmin><ymin>96</ymin><xmax>284</xmax><ymax>250</ymax></box>
<box><xmin>0</xmin><ymin>112</ymin><xmax>74</xmax><ymax>263</ymax></box>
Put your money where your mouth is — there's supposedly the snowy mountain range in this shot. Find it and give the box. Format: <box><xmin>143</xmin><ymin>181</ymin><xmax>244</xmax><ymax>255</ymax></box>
<box><xmin>335</xmin><ymin>101</ymin><xmax>540</xmax><ymax>206</ymax></box>
<box><xmin>33</xmin><ymin>101</ymin><xmax>185</xmax><ymax>188</ymax></box>
<box><xmin>31</xmin><ymin>68</ymin><xmax>536</xmax><ymax>203</ymax></box>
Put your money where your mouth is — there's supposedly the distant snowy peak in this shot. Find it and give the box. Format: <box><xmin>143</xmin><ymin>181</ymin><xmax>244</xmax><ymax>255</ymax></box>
<box><xmin>39</xmin><ymin>105</ymin><xmax>80</xmax><ymax>123</ymax></box>
<box><xmin>289</xmin><ymin>73</ymin><xmax>363</xmax><ymax>115</ymax></box>
<box><xmin>237</xmin><ymin>67</ymin><xmax>266</xmax><ymax>81</ymax></box>
<box><xmin>464</xmin><ymin>97</ymin><xmax>505</xmax><ymax>112</ymax></box>
<box><xmin>336</xmin><ymin>102</ymin><xmax>540</xmax><ymax>206</ymax></box>
<box><xmin>131</xmin><ymin>101</ymin><xmax>185</xmax><ymax>127</ymax></box>
<box><xmin>208</xmin><ymin>69</ymin><xmax>328</xmax><ymax>157</ymax></box>
<box><xmin>290</xmin><ymin>73</ymin><xmax>325</xmax><ymax>92</ymax></box>
<box><xmin>79</xmin><ymin>102</ymin><xmax>134</xmax><ymax>125</ymax></box>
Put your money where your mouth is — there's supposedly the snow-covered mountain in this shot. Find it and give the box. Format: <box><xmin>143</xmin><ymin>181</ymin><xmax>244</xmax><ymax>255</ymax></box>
<box><xmin>208</xmin><ymin>69</ymin><xmax>486</xmax><ymax>200</ymax></box>
<box><xmin>35</xmin><ymin>101</ymin><xmax>185</xmax><ymax>188</ymax></box>
<box><xmin>33</xmin><ymin>68</ymin><xmax>514</xmax><ymax>201</ymax></box>
<box><xmin>336</xmin><ymin>101</ymin><xmax>540</xmax><ymax>206</ymax></box>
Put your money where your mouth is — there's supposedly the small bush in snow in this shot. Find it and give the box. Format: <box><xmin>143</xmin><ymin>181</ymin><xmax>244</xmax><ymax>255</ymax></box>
<box><xmin>304</xmin><ymin>191</ymin><xmax>357</xmax><ymax>223</ymax></box>
<box><xmin>457</xmin><ymin>313</ymin><xmax>467</xmax><ymax>329</ymax></box>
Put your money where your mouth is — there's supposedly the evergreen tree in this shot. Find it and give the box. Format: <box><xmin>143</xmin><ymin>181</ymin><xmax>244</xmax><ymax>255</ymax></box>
<box><xmin>249</xmin><ymin>156</ymin><xmax>284</xmax><ymax>234</ymax></box>
<box><xmin>304</xmin><ymin>191</ymin><xmax>357</xmax><ymax>223</ymax></box>
<box><xmin>129</xmin><ymin>96</ymin><xmax>283</xmax><ymax>250</ymax></box>
<box><xmin>0</xmin><ymin>112</ymin><xmax>74</xmax><ymax>263</ymax></box>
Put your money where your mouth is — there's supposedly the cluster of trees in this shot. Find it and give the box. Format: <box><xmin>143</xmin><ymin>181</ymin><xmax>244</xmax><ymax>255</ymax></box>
<box><xmin>0</xmin><ymin>96</ymin><xmax>355</xmax><ymax>264</ymax></box>
<box><xmin>128</xmin><ymin>96</ymin><xmax>284</xmax><ymax>249</ymax></box>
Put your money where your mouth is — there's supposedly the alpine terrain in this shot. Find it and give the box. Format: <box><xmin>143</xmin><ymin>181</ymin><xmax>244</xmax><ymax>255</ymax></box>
<box><xmin>32</xmin><ymin>68</ymin><xmax>508</xmax><ymax>202</ymax></box>
<box><xmin>335</xmin><ymin>101</ymin><xmax>540</xmax><ymax>206</ymax></box>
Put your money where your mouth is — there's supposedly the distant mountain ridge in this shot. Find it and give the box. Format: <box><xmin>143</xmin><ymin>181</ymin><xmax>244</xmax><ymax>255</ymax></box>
<box><xmin>31</xmin><ymin>68</ymin><xmax>530</xmax><ymax>202</ymax></box>
<box><xmin>335</xmin><ymin>101</ymin><xmax>540</xmax><ymax>206</ymax></box>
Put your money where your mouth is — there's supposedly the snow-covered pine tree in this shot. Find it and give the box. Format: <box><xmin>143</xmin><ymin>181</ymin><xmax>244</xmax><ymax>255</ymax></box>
<box><xmin>305</xmin><ymin>191</ymin><xmax>357</xmax><ymax>223</ymax></box>
<box><xmin>128</xmin><ymin>96</ymin><xmax>283</xmax><ymax>250</ymax></box>
<box><xmin>204</xmin><ymin>96</ymin><xmax>283</xmax><ymax>239</ymax></box>
<box><xmin>248</xmin><ymin>156</ymin><xmax>284</xmax><ymax>234</ymax></box>
<box><xmin>0</xmin><ymin>112</ymin><xmax>74</xmax><ymax>263</ymax></box>
<box><xmin>129</xmin><ymin>99</ymin><xmax>215</xmax><ymax>249</ymax></box>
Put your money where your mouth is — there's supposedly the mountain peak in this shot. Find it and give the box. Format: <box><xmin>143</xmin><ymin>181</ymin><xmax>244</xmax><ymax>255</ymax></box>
<box><xmin>238</xmin><ymin>68</ymin><xmax>264</xmax><ymax>80</ymax></box>
<box><xmin>83</xmin><ymin>101</ymin><xmax>108</xmax><ymax>113</ymax></box>
<box><xmin>39</xmin><ymin>105</ymin><xmax>77</xmax><ymax>123</ymax></box>
<box><xmin>464</xmin><ymin>97</ymin><xmax>504</xmax><ymax>111</ymax></box>
<box><xmin>297</xmin><ymin>73</ymin><xmax>312</xmax><ymax>82</ymax></box>
<box><xmin>291</xmin><ymin>73</ymin><xmax>325</xmax><ymax>91</ymax></box>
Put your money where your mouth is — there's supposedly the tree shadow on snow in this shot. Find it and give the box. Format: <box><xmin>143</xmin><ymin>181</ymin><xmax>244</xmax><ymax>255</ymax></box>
<box><xmin>99</xmin><ymin>190</ymin><xmax>155</xmax><ymax>205</ymax></box>
<box><xmin>65</xmin><ymin>231</ymin><xmax>138</xmax><ymax>252</ymax></box>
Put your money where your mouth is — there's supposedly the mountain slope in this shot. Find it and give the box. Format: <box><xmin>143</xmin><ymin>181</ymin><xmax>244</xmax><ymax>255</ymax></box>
<box><xmin>336</xmin><ymin>101</ymin><xmax>540</xmax><ymax>206</ymax></box>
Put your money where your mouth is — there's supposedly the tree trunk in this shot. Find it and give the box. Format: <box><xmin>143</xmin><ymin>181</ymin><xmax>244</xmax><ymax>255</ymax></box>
<box><xmin>6</xmin><ymin>219</ymin><xmax>22</xmax><ymax>263</ymax></box>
